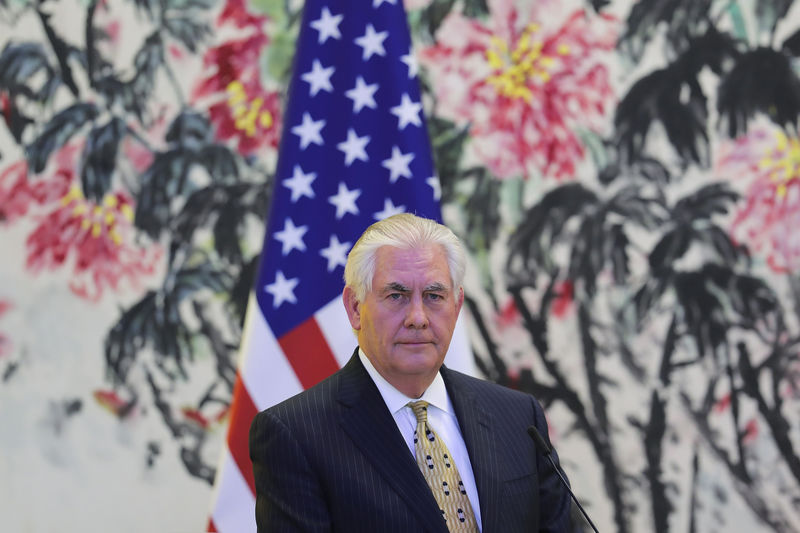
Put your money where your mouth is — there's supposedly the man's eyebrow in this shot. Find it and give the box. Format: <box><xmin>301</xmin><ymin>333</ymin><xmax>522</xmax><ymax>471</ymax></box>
<box><xmin>381</xmin><ymin>282</ymin><xmax>410</xmax><ymax>293</ymax></box>
<box><xmin>425</xmin><ymin>282</ymin><xmax>449</xmax><ymax>292</ymax></box>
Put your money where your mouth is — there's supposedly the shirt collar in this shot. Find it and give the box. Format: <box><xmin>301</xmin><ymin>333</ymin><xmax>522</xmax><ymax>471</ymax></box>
<box><xmin>359</xmin><ymin>348</ymin><xmax>452</xmax><ymax>416</ymax></box>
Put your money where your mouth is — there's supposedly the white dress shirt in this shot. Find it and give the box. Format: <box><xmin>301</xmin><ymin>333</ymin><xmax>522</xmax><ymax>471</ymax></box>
<box><xmin>359</xmin><ymin>349</ymin><xmax>483</xmax><ymax>530</ymax></box>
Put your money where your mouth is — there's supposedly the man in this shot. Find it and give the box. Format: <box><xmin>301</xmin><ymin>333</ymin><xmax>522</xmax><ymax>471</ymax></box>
<box><xmin>250</xmin><ymin>213</ymin><xmax>572</xmax><ymax>532</ymax></box>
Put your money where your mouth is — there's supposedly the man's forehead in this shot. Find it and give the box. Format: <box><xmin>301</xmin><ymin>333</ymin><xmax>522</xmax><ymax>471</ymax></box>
<box><xmin>372</xmin><ymin>245</ymin><xmax>452</xmax><ymax>285</ymax></box>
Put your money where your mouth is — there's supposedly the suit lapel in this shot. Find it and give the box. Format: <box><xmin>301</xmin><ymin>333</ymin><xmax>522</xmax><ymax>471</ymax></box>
<box><xmin>336</xmin><ymin>351</ymin><xmax>449</xmax><ymax>533</ymax></box>
<box><xmin>442</xmin><ymin>366</ymin><xmax>504</xmax><ymax>533</ymax></box>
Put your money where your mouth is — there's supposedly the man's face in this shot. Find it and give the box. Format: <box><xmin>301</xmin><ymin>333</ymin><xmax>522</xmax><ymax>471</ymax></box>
<box><xmin>343</xmin><ymin>244</ymin><xmax>463</xmax><ymax>396</ymax></box>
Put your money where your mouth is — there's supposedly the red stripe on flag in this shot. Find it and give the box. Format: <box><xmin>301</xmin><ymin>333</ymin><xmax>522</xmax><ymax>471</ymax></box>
<box><xmin>278</xmin><ymin>316</ymin><xmax>340</xmax><ymax>389</ymax></box>
<box><xmin>207</xmin><ymin>518</ymin><xmax>218</xmax><ymax>532</ymax></box>
<box><xmin>226</xmin><ymin>373</ymin><xmax>258</xmax><ymax>495</ymax></box>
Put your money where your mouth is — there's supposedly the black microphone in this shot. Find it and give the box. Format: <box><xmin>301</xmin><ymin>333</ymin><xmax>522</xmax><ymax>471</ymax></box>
<box><xmin>527</xmin><ymin>425</ymin><xmax>599</xmax><ymax>533</ymax></box>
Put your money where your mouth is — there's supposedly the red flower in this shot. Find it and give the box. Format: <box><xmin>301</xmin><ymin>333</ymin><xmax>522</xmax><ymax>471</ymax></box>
<box><xmin>743</xmin><ymin>418</ymin><xmax>758</xmax><ymax>444</ymax></box>
<box><xmin>420</xmin><ymin>0</ymin><xmax>617</xmax><ymax>180</ymax></box>
<box><xmin>2</xmin><ymin>144</ymin><xmax>162</xmax><ymax>300</ymax></box>
<box><xmin>192</xmin><ymin>0</ymin><xmax>282</xmax><ymax>156</ymax></box>
<box><xmin>26</xmin><ymin>183</ymin><xmax>162</xmax><ymax>300</ymax></box>
<box><xmin>182</xmin><ymin>405</ymin><xmax>230</xmax><ymax>431</ymax></box>
<box><xmin>182</xmin><ymin>407</ymin><xmax>211</xmax><ymax>430</ymax></box>
<box><xmin>495</xmin><ymin>298</ymin><xmax>521</xmax><ymax>330</ymax></box>
<box><xmin>94</xmin><ymin>389</ymin><xmax>134</xmax><ymax>418</ymax></box>
<box><xmin>720</xmin><ymin>127</ymin><xmax>800</xmax><ymax>273</ymax></box>
<box><xmin>0</xmin><ymin>160</ymin><xmax>72</xmax><ymax>222</ymax></box>
<box><xmin>713</xmin><ymin>393</ymin><xmax>731</xmax><ymax>413</ymax></box>
<box><xmin>551</xmin><ymin>280</ymin><xmax>574</xmax><ymax>318</ymax></box>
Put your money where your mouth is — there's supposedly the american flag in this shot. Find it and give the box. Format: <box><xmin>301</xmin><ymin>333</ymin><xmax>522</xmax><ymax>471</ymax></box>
<box><xmin>207</xmin><ymin>1</ymin><xmax>474</xmax><ymax>531</ymax></box>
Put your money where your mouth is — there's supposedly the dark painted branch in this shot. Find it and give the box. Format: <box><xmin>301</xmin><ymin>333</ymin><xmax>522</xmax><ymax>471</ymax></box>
<box><xmin>144</xmin><ymin>366</ymin><xmax>215</xmax><ymax>484</ymax></box>
<box><xmin>192</xmin><ymin>300</ymin><xmax>237</xmax><ymax>391</ymax></box>
<box><xmin>724</xmin><ymin>343</ymin><xmax>751</xmax><ymax>483</ymax></box>
<box><xmin>658</xmin><ymin>314</ymin><xmax>678</xmax><ymax>385</ymax></box>
<box><xmin>180</xmin><ymin>445</ymin><xmax>215</xmax><ymax>485</ymax></box>
<box><xmin>577</xmin><ymin>302</ymin><xmax>610</xmax><ymax>433</ymax></box>
<box><xmin>644</xmin><ymin>390</ymin><xmax>670</xmax><ymax>533</ymax></box>
<box><xmin>510</xmin><ymin>286</ymin><xmax>630</xmax><ymax>533</ymax></box>
<box><xmin>144</xmin><ymin>366</ymin><xmax>183</xmax><ymax>439</ymax></box>
<box><xmin>679</xmin><ymin>392</ymin><xmax>788</xmax><ymax>531</ymax></box>
<box><xmin>738</xmin><ymin>343</ymin><xmax>800</xmax><ymax>485</ymax></box>
<box><xmin>36</xmin><ymin>8</ymin><xmax>79</xmax><ymax>97</ymax></box>
<box><xmin>464</xmin><ymin>294</ymin><xmax>509</xmax><ymax>386</ymax></box>
<box><xmin>688</xmin><ymin>448</ymin><xmax>699</xmax><ymax>533</ymax></box>
<box><xmin>85</xmin><ymin>0</ymin><xmax>97</xmax><ymax>87</ymax></box>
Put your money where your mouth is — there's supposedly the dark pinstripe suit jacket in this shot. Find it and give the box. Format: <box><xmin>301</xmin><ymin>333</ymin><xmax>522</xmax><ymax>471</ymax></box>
<box><xmin>250</xmin><ymin>349</ymin><xmax>572</xmax><ymax>532</ymax></box>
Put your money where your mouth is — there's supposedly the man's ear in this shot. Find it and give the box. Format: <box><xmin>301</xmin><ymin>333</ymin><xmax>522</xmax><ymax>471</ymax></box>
<box><xmin>343</xmin><ymin>286</ymin><xmax>362</xmax><ymax>330</ymax></box>
<box><xmin>455</xmin><ymin>286</ymin><xmax>464</xmax><ymax>315</ymax></box>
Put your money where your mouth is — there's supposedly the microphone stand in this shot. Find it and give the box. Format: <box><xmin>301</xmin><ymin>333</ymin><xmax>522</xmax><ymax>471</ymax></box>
<box><xmin>527</xmin><ymin>426</ymin><xmax>600</xmax><ymax>533</ymax></box>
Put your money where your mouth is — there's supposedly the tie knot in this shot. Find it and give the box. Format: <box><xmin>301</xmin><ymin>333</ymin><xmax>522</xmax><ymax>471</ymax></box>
<box><xmin>408</xmin><ymin>400</ymin><xmax>429</xmax><ymax>423</ymax></box>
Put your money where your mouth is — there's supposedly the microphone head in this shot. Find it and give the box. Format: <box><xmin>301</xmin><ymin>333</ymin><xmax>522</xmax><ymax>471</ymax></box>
<box><xmin>527</xmin><ymin>425</ymin><xmax>552</xmax><ymax>455</ymax></box>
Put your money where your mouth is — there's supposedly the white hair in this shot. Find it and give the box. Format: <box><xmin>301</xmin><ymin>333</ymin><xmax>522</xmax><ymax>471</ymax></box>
<box><xmin>344</xmin><ymin>213</ymin><xmax>466</xmax><ymax>302</ymax></box>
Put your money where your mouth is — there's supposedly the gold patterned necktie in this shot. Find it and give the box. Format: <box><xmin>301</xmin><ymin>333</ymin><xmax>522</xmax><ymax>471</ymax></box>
<box><xmin>408</xmin><ymin>400</ymin><xmax>478</xmax><ymax>532</ymax></box>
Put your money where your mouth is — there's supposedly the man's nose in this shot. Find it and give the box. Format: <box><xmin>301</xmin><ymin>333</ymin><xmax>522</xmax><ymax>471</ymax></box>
<box><xmin>404</xmin><ymin>294</ymin><xmax>429</xmax><ymax>328</ymax></box>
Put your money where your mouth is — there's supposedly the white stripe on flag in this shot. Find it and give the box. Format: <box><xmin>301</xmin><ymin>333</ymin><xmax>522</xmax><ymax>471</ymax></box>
<box><xmin>316</xmin><ymin>296</ymin><xmax>358</xmax><ymax>368</ymax></box>
<box><xmin>240</xmin><ymin>294</ymin><xmax>303</xmax><ymax>410</ymax></box>
<box><xmin>210</xmin><ymin>449</ymin><xmax>256</xmax><ymax>532</ymax></box>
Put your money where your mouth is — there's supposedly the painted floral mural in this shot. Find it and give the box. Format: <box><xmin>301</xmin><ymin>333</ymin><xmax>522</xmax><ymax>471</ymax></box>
<box><xmin>2</xmin><ymin>0</ymin><xmax>800</xmax><ymax>531</ymax></box>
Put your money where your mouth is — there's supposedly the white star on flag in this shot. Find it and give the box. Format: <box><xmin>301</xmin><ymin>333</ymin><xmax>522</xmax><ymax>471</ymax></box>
<box><xmin>283</xmin><ymin>165</ymin><xmax>316</xmax><ymax>202</ymax></box>
<box><xmin>337</xmin><ymin>128</ymin><xmax>371</xmax><ymax>166</ymax></box>
<box><xmin>328</xmin><ymin>182</ymin><xmax>361</xmax><ymax>219</ymax></box>
<box><xmin>390</xmin><ymin>93</ymin><xmax>423</xmax><ymax>129</ymax></box>
<box><xmin>264</xmin><ymin>270</ymin><xmax>299</xmax><ymax>308</ymax></box>
<box><xmin>309</xmin><ymin>7</ymin><xmax>343</xmax><ymax>44</ymax></box>
<box><xmin>373</xmin><ymin>0</ymin><xmax>397</xmax><ymax>7</ymax></box>
<box><xmin>401</xmin><ymin>47</ymin><xmax>419</xmax><ymax>78</ymax></box>
<box><xmin>382</xmin><ymin>146</ymin><xmax>414</xmax><ymax>183</ymax></box>
<box><xmin>355</xmin><ymin>24</ymin><xmax>388</xmax><ymax>60</ymax></box>
<box><xmin>301</xmin><ymin>59</ymin><xmax>335</xmax><ymax>96</ymax></box>
<box><xmin>320</xmin><ymin>235</ymin><xmax>352</xmax><ymax>272</ymax></box>
<box><xmin>274</xmin><ymin>218</ymin><xmax>309</xmax><ymax>255</ymax></box>
<box><xmin>345</xmin><ymin>76</ymin><xmax>379</xmax><ymax>113</ymax></box>
<box><xmin>374</xmin><ymin>198</ymin><xmax>406</xmax><ymax>220</ymax></box>
<box><xmin>427</xmin><ymin>176</ymin><xmax>442</xmax><ymax>201</ymax></box>
<box><xmin>291</xmin><ymin>112</ymin><xmax>325</xmax><ymax>149</ymax></box>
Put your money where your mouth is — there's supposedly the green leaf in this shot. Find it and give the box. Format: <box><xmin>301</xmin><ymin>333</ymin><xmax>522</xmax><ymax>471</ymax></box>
<box><xmin>265</xmin><ymin>28</ymin><xmax>297</xmax><ymax>83</ymax></box>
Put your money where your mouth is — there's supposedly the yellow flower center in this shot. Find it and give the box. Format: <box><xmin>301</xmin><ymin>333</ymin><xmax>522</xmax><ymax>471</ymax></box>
<box><xmin>227</xmin><ymin>80</ymin><xmax>274</xmax><ymax>137</ymax></box>
<box><xmin>484</xmin><ymin>23</ymin><xmax>568</xmax><ymax>102</ymax></box>
<box><xmin>759</xmin><ymin>131</ymin><xmax>800</xmax><ymax>198</ymax></box>
<box><xmin>60</xmin><ymin>185</ymin><xmax>131</xmax><ymax>245</ymax></box>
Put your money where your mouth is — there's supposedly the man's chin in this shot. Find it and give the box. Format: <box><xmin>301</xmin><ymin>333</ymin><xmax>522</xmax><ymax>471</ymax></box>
<box><xmin>394</xmin><ymin>342</ymin><xmax>437</xmax><ymax>357</ymax></box>
<box><xmin>392</xmin><ymin>345</ymin><xmax>443</xmax><ymax>369</ymax></box>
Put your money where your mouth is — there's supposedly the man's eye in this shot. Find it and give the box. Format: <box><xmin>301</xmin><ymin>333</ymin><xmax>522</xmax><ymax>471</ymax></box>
<box><xmin>427</xmin><ymin>293</ymin><xmax>442</xmax><ymax>301</ymax></box>
<box><xmin>388</xmin><ymin>293</ymin><xmax>402</xmax><ymax>300</ymax></box>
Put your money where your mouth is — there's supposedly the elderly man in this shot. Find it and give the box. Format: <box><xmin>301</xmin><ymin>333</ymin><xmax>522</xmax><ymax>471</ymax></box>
<box><xmin>250</xmin><ymin>213</ymin><xmax>572</xmax><ymax>532</ymax></box>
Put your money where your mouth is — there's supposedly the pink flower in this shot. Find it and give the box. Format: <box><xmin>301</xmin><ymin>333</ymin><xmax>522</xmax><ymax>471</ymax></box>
<box><xmin>26</xmin><ymin>183</ymin><xmax>162</xmax><ymax>300</ymax></box>
<box><xmin>192</xmin><ymin>0</ymin><xmax>282</xmax><ymax>156</ymax></box>
<box><xmin>0</xmin><ymin>161</ymin><xmax>72</xmax><ymax>222</ymax></box>
<box><xmin>2</xmin><ymin>144</ymin><xmax>161</xmax><ymax>300</ymax></box>
<box><xmin>420</xmin><ymin>0</ymin><xmax>617</xmax><ymax>180</ymax></box>
<box><xmin>720</xmin><ymin>128</ymin><xmax>800</xmax><ymax>273</ymax></box>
